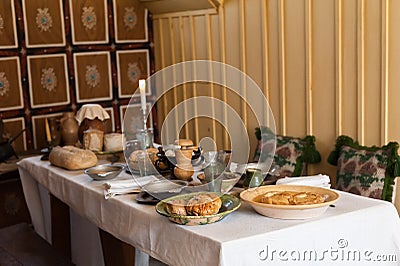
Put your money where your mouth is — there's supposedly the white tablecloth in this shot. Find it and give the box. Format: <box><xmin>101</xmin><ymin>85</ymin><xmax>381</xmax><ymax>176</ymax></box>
<box><xmin>18</xmin><ymin>156</ymin><xmax>400</xmax><ymax>266</ymax></box>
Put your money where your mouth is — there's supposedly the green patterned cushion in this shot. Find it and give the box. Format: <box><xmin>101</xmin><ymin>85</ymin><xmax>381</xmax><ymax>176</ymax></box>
<box><xmin>254</xmin><ymin>127</ymin><xmax>321</xmax><ymax>177</ymax></box>
<box><xmin>328</xmin><ymin>135</ymin><xmax>400</xmax><ymax>202</ymax></box>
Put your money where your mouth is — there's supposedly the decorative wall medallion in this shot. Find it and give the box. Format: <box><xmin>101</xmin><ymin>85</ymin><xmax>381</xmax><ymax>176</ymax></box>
<box><xmin>0</xmin><ymin>14</ymin><xmax>4</xmax><ymax>34</ymax></box>
<box><xmin>127</xmin><ymin>62</ymin><xmax>141</xmax><ymax>84</ymax></box>
<box><xmin>81</xmin><ymin>6</ymin><xmax>97</xmax><ymax>30</ymax></box>
<box><xmin>123</xmin><ymin>7</ymin><xmax>137</xmax><ymax>30</ymax></box>
<box><xmin>0</xmin><ymin>72</ymin><xmax>10</xmax><ymax>96</ymax></box>
<box><xmin>85</xmin><ymin>65</ymin><xmax>100</xmax><ymax>88</ymax></box>
<box><xmin>40</xmin><ymin>67</ymin><xmax>57</xmax><ymax>92</ymax></box>
<box><xmin>36</xmin><ymin>8</ymin><xmax>53</xmax><ymax>32</ymax></box>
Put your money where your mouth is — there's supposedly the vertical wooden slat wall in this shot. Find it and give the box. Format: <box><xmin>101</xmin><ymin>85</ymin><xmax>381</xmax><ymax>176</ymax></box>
<box><xmin>153</xmin><ymin>0</ymin><xmax>398</xmax><ymax>180</ymax></box>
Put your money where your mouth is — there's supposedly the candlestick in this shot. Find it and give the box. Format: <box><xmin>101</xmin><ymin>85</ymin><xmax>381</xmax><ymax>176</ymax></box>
<box><xmin>139</xmin><ymin>79</ymin><xmax>146</xmax><ymax>115</ymax></box>
<box><xmin>45</xmin><ymin>118</ymin><xmax>51</xmax><ymax>143</ymax></box>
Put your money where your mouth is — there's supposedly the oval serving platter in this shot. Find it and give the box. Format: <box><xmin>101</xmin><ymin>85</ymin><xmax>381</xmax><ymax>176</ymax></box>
<box><xmin>155</xmin><ymin>192</ymin><xmax>241</xmax><ymax>226</ymax></box>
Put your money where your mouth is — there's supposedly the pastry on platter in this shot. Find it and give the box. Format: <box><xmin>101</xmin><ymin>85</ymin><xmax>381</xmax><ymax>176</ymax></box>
<box><xmin>165</xmin><ymin>193</ymin><xmax>222</xmax><ymax>216</ymax></box>
<box><xmin>186</xmin><ymin>193</ymin><xmax>222</xmax><ymax>216</ymax></box>
<box><xmin>292</xmin><ymin>192</ymin><xmax>325</xmax><ymax>205</ymax></box>
<box><xmin>165</xmin><ymin>199</ymin><xmax>187</xmax><ymax>216</ymax></box>
<box><xmin>260</xmin><ymin>191</ymin><xmax>325</xmax><ymax>205</ymax></box>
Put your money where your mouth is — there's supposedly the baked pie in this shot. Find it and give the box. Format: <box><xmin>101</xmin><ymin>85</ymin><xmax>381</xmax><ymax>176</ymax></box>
<box><xmin>260</xmin><ymin>191</ymin><xmax>325</xmax><ymax>205</ymax></box>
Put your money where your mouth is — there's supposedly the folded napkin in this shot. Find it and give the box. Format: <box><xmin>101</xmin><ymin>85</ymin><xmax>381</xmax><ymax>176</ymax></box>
<box><xmin>104</xmin><ymin>175</ymin><xmax>157</xmax><ymax>199</ymax></box>
<box><xmin>276</xmin><ymin>174</ymin><xmax>331</xmax><ymax>188</ymax></box>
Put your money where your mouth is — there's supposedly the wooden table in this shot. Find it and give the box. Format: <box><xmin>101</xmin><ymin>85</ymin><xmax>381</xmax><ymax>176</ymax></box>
<box><xmin>18</xmin><ymin>156</ymin><xmax>400</xmax><ymax>266</ymax></box>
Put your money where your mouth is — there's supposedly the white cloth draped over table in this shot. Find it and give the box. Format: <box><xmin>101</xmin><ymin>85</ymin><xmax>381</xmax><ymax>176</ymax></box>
<box><xmin>276</xmin><ymin>174</ymin><xmax>331</xmax><ymax>188</ymax></box>
<box><xmin>18</xmin><ymin>156</ymin><xmax>400</xmax><ymax>266</ymax></box>
<box><xmin>103</xmin><ymin>174</ymin><xmax>157</xmax><ymax>199</ymax></box>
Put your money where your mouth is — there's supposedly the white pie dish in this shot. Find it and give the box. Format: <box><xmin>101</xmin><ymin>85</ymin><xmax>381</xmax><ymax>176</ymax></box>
<box><xmin>240</xmin><ymin>185</ymin><xmax>340</xmax><ymax>219</ymax></box>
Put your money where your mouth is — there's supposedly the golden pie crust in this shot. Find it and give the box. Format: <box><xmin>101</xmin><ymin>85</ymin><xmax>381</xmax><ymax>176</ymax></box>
<box><xmin>260</xmin><ymin>191</ymin><xmax>325</xmax><ymax>205</ymax></box>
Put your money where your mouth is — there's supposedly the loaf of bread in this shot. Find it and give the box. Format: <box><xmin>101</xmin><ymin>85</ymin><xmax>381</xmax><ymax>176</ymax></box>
<box><xmin>49</xmin><ymin>146</ymin><xmax>98</xmax><ymax>170</ymax></box>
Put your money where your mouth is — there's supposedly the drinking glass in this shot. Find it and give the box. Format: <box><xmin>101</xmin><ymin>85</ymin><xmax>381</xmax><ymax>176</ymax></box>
<box><xmin>137</xmin><ymin>151</ymin><xmax>156</xmax><ymax>177</ymax></box>
<box><xmin>203</xmin><ymin>151</ymin><xmax>227</xmax><ymax>192</ymax></box>
<box><xmin>125</xmin><ymin>139</ymin><xmax>142</xmax><ymax>158</ymax></box>
<box><xmin>243</xmin><ymin>168</ymin><xmax>264</xmax><ymax>189</ymax></box>
<box><xmin>136</xmin><ymin>129</ymin><xmax>154</xmax><ymax>149</ymax></box>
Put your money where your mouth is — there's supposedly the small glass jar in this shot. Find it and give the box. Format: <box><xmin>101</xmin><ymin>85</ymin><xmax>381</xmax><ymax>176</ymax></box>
<box><xmin>136</xmin><ymin>129</ymin><xmax>154</xmax><ymax>149</ymax></box>
<box><xmin>243</xmin><ymin>168</ymin><xmax>264</xmax><ymax>189</ymax></box>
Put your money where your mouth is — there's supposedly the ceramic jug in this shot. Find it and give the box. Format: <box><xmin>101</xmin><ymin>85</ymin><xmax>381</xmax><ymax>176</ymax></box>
<box><xmin>60</xmin><ymin>112</ymin><xmax>79</xmax><ymax>146</ymax></box>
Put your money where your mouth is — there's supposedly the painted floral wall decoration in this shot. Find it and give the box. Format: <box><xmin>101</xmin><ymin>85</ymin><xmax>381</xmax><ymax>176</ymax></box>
<box><xmin>85</xmin><ymin>65</ymin><xmax>100</xmax><ymax>88</ymax></box>
<box><xmin>127</xmin><ymin>62</ymin><xmax>141</xmax><ymax>83</ymax></box>
<box><xmin>81</xmin><ymin>6</ymin><xmax>97</xmax><ymax>30</ymax></box>
<box><xmin>123</xmin><ymin>7</ymin><xmax>137</xmax><ymax>30</ymax></box>
<box><xmin>36</xmin><ymin>8</ymin><xmax>53</xmax><ymax>32</ymax></box>
<box><xmin>0</xmin><ymin>72</ymin><xmax>10</xmax><ymax>96</ymax></box>
<box><xmin>40</xmin><ymin>68</ymin><xmax>57</xmax><ymax>92</ymax></box>
<box><xmin>1</xmin><ymin>0</ymin><xmax>151</xmax><ymax>151</ymax></box>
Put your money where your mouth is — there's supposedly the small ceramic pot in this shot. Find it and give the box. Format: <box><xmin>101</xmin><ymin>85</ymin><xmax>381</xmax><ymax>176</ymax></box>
<box><xmin>173</xmin><ymin>165</ymin><xmax>194</xmax><ymax>181</ymax></box>
<box><xmin>174</xmin><ymin>149</ymin><xmax>193</xmax><ymax>166</ymax></box>
<box><xmin>60</xmin><ymin>112</ymin><xmax>79</xmax><ymax>146</ymax></box>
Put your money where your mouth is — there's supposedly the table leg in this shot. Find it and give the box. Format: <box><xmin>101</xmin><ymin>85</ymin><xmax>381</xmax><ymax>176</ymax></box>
<box><xmin>50</xmin><ymin>194</ymin><xmax>71</xmax><ymax>259</ymax></box>
<box><xmin>135</xmin><ymin>249</ymin><xmax>150</xmax><ymax>266</ymax></box>
<box><xmin>99</xmin><ymin>228</ymin><xmax>135</xmax><ymax>266</ymax></box>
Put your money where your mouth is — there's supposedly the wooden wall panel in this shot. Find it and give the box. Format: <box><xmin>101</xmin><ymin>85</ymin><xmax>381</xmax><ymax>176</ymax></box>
<box><xmin>388</xmin><ymin>0</ymin><xmax>400</xmax><ymax>143</ymax></box>
<box><xmin>0</xmin><ymin>0</ymin><xmax>154</xmax><ymax>151</ymax></box>
<box><xmin>153</xmin><ymin>0</ymin><xmax>400</xmax><ymax>179</ymax></box>
<box><xmin>341</xmin><ymin>0</ymin><xmax>358</xmax><ymax>138</ymax></box>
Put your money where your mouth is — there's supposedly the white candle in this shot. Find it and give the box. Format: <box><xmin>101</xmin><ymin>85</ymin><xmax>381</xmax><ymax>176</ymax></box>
<box><xmin>139</xmin><ymin>79</ymin><xmax>146</xmax><ymax>115</ymax></box>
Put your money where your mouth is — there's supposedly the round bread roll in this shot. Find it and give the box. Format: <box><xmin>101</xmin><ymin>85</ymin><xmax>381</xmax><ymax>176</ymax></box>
<box><xmin>128</xmin><ymin>150</ymin><xmax>143</xmax><ymax>171</ymax></box>
<box><xmin>147</xmin><ymin>148</ymin><xmax>159</xmax><ymax>163</ymax></box>
<box><xmin>174</xmin><ymin>139</ymin><xmax>194</xmax><ymax>148</ymax></box>
<box><xmin>166</xmin><ymin>199</ymin><xmax>187</xmax><ymax>216</ymax></box>
<box><xmin>128</xmin><ymin>148</ymin><xmax>158</xmax><ymax>171</ymax></box>
<box><xmin>173</xmin><ymin>165</ymin><xmax>194</xmax><ymax>181</ymax></box>
<box><xmin>186</xmin><ymin>193</ymin><xmax>222</xmax><ymax>216</ymax></box>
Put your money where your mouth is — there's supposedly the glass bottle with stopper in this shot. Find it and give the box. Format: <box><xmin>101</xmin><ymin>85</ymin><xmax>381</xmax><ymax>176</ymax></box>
<box><xmin>137</xmin><ymin>79</ymin><xmax>153</xmax><ymax>149</ymax></box>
